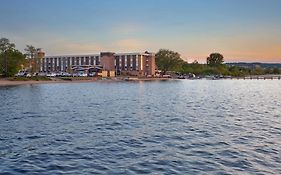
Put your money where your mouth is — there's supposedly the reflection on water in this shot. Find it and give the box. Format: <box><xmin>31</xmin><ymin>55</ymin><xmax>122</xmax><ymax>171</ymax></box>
<box><xmin>0</xmin><ymin>80</ymin><xmax>281</xmax><ymax>174</ymax></box>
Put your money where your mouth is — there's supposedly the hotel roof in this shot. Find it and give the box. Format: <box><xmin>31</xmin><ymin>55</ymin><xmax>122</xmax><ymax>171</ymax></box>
<box><xmin>44</xmin><ymin>52</ymin><xmax>155</xmax><ymax>58</ymax></box>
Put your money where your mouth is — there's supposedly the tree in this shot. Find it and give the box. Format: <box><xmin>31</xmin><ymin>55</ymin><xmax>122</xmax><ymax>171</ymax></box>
<box><xmin>273</xmin><ymin>68</ymin><xmax>280</xmax><ymax>74</ymax></box>
<box><xmin>207</xmin><ymin>53</ymin><xmax>224</xmax><ymax>67</ymax></box>
<box><xmin>0</xmin><ymin>38</ymin><xmax>16</xmax><ymax>76</ymax></box>
<box><xmin>0</xmin><ymin>50</ymin><xmax>25</xmax><ymax>77</ymax></box>
<box><xmin>155</xmin><ymin>49</ymin><xmax>184</xmax><ymax>74</ymax></box>
<box><xmin>0</xmin><ymin>38</ymin><xmax>25</xmax><ymax>77</ymax></box>
<box><xmin>192</xmin><ymin>60</ymin><xmax>199</xmax><ymax>64</ymax></box>
<box><xmin>253</xmin><ymin>65</ymin><xmax>264</xmax><ymax>75</ymax></box>
<box><xmin>24</xmin><ymin>45</ymin><xmax>41</xmax><ymax>73</ymax></box>
<box><xmin>0</xmin><ymin>38</ymin><xmax>15</xmax><ymax>53</ymax></box>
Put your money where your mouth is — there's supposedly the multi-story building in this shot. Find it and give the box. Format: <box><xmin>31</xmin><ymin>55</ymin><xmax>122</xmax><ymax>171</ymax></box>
<box><xmin>38</xmin><ymin>51</ymin><xmax>156</xmax><ymax>77</ymax></box>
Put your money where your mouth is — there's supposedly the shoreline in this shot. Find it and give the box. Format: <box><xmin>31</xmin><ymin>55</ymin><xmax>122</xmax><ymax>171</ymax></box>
<box><xmin>1</xmin><ymin>75</ymin><xmax>280</xmax><ymax>87</ymax></box>
<box><xmin>0</xmin><ymin>77</ymin><xmax>174</xmax><ymax>86</ymax></box>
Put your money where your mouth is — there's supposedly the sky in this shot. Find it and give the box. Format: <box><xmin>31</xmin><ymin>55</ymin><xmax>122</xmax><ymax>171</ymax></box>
<box><xmin>1</xmin><ymin>0</ymin><xmax>281</xmax><ymax>63</ymax></box>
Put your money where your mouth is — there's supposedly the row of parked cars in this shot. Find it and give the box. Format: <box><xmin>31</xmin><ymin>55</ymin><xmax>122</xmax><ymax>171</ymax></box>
<box><xmin>15</xmin><ymin>71</ymin><xmax>96</xmax><ymax>77</ymax></box>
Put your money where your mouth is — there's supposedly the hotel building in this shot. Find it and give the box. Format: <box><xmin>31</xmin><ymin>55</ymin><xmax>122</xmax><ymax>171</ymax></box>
<box><xmin>38</xmin><ymin>51</ymin><xmax>156</xmax><ymax>77</ymax></box>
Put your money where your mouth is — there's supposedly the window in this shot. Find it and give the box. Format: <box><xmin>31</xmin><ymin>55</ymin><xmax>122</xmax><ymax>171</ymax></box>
<box><xmin>81</xmin><ymin>57</ymin><xmax>84</xmax><ymax>65</ymax></box>
<box><xmin>96</xmin><ymin>56</ymin><xmax>99</xmax><ymax>65</ymax></box>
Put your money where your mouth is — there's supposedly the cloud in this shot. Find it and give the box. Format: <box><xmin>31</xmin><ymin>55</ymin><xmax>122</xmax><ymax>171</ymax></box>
<box><xmin>114</xmin><ymin>38</ymin><xmax>148</xmax><ymax>51</ymax></box>
<box><xmin>111</xmin><ymin>23</ymin><xmax>144</xmax><ymax>35</ymax></box>
<box><xmin>46</xmin><ymin>39</ymin><xmax>102</xmax><ymax>55</ymax></box>
<box><xmin>3</xmin><ymin>29</ymin><xmax>280</xmax><ymax>62</ymax></box>
<box><xmin>43</xmin><ymin>37</ymin><xmax>150</xmax><ymax>55</ymax></box>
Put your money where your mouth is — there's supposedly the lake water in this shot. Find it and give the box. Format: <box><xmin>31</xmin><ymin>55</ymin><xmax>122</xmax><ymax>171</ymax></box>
<box><xmin>0</xmin><ymin>80</ymin><xmax>281</xmax><ymax>174</ymax></box>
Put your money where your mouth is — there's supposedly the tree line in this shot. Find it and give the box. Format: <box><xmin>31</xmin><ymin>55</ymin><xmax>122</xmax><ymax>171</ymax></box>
<box><xmin>0</xmin><ymin>38</ymin><xmax>41</xmax><ymax>77</ymax></box>
<box><xmin>1</xmin><ymin>38</ymin><xmax>280</xmax><ymax>77</ymax></box>
<box><xmin>156</xmin><ymin>49</ymin><xmax>281</xmax><ymax>77</ymax></box>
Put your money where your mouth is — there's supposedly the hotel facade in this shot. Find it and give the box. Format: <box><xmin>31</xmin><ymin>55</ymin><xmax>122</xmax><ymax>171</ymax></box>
<box><xmin>37</xmin><ymin>51</ymin><xmax>156</xmax><ymax>77</ymax></box>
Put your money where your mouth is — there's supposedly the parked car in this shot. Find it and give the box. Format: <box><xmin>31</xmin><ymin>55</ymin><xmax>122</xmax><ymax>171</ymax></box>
<box><xmin>46</xmin><ymin>73</ymin><xmax>56</xmax><ymax>77</ymax></box>
<box><xmin>15</xmin><ymin>71</ymin><xmax>26</xmax><ymax>77</ymax></box>
<box><xmin>78</xmin><ymin>72</ymin><xmax>88</xmax><ymax>77</ymax></box>
<box><xmin>162</xmin><ymin>75</ymin><xmax>171</xmax><ymax>78</ymax></box>
<box><xmin>55</xmin><ymin>72</ymin><xmax>64</xmax><ymax>77</ymax></box>
<box><xmin>224</xmin><ymin>76</ymin><xmax>232</xmax><ymax>79</ymax></box>
<box><xmin>55</xmin><ymin>72</ymin><xmax>70</xmax><ymax>77</ymax></box>
<box><xmin>186</xmin><ymin>73</ymin><xmax>196</xmax><ymax>79</ymax></box>
<box><xmin>177</xmin><ymin>75</ymin><xmax>185</xmax><ymax>79</ymax></box>
<box><xmin>155</xmin><ymin>73</ymin><xmax>161</xmax><ymax>78</ymax></box>
<box><xmin>72</xmin><ymin>73</ymin><xmax>79</xmax><ymax>77</ymax></box>
<box><xmin>89</xmin><ymin>73</ymin><xmax>96</xmax><ymax>77</ymax></box>
<box><xmin>62</xmin><ymin>72</ymin><xmax>72</xmax><ymax>77</ymax></box>
<box><xmin>25</xmin><ymin>73</ymin><xmax>31</xmax><ymax>77</ymax></box>
<box><xmin>38</xmin><ymin>72</ymin><xmax>47</xmax><ymax>76</ymax></box>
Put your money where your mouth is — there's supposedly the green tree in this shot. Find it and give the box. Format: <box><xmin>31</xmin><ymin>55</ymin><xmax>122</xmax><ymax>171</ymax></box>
<box><xmin>24</xmin><ymin>45</ymin><xmax>43</xmax><ymax>73</ymax></box>
<box><xmin>0</xmin><ymin>38</ymin><xmax>25</xmax><ymax>77</ymax></box>
<box><xmin>155</xmin><ymin>49</ymin><xmax>184</xmax><ymax>74</ymax></box>
<box><xmin>192</xmin><ymin>60</ymin><xmax>199</xmax><ymax>64</ymax></box>
<box><xmin>0</xmin><ymin>50</ymin><xmax>25</xmax><ymax>77</ymax></box>
<box><xmin>207</xmin><ymin>53</ymin><xmax>224</xmax><ymax>67</ymax></box>
<box><xmin>0</xmin><ymin>38</ymin><xmax>16</xmax><ymax>76</ymax></box>
<box><xmin>0</xmin><ymin>38</ymin><xmax>15</xmax><ymax>52</ymax></box>
<box><xmin>252</xmin><ymin>65</ymin><xmax>264</xmax><ymax>75</ymax></box>
<box><xmin>273</xmin><ymin>68</ymin><xmax>280</xmax><ymax>74</ymax></box>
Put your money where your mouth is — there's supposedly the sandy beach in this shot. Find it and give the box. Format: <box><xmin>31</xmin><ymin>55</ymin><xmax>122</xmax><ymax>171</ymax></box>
<box><xmin>0</xmin><ymin>77</ymin><xmax>174</xmax><ymax>86</ymax></box>
<box><xmin>0</xmin><ymin>78</ymin><xmax>100</xmax><ymax>87</ymax></box>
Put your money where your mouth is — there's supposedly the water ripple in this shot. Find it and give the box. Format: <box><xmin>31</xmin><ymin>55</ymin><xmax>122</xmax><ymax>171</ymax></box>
<box><xmin>0</xmin><ymin>80</ymin><xmax>281</xmax><ymax>174</ymax></box>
